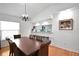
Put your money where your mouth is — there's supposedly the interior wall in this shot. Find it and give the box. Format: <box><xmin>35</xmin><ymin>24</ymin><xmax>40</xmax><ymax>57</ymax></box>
<box><xmin>52</xmin><ymin>8</ymin><xmax>79</xmax><ymax>52</ymax></box>
<box><xmin>20</xmin><ymin>21</ymin><xmax>33</xmax><ymax>37</ymax></box>
<box><xmin>33</xmin><ymin>7</ymin><xmax>79</xmax><ymax>53</ymax></box>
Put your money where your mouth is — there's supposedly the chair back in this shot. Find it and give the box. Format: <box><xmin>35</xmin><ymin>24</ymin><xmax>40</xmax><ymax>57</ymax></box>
<box><xmin>41</xmin><ymin>36</ymin><xmax>49</xmax><ymax>42</ymax></box>
<box><xmin>14</xmin><ymin>34</ymin><xmax>21</xmax><ymax>39</ymax></box>
<box><xmin>6</xmin><ymin>38</ymin><xmax>13</xmax><ymax>45</ymax></box>
<box><xmin>41</xmin><ymin>40</ymin><xmax>51</xmax><ymax>48</ymax></box>
<box><xmin>29</xmin><ymin>35</ymin><xmax>33</xmax><ymax>39</ymax></box>
<box><xmin>29</xmin><ymin>35</ymin><xmax>36</xmax><ymax>40</ymax></box>
<box><xmin>6</xmin><ymin>38</ymin><xmax>15</xmax><ymax>55</ymax></box>
<box><xmin>36</xmin><ymin>36</ymin><xmax>42</xmax><ymax>42</ymax></box>
<box><xmin>38</xmin><ymin>40</ymin><xmax>51</xmax><ymax>56</ymax></box>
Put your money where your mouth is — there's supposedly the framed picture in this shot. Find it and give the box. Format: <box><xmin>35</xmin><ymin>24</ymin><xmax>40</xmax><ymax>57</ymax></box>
<box><xmin>31</xmin><ymin>24</ymin><xmax>52</xmax><ymax>33</ymax></box>
<box><xmin>59</xmin><ymin>19</ymin><xmax>73</xmax><ymax>30</ymax></box>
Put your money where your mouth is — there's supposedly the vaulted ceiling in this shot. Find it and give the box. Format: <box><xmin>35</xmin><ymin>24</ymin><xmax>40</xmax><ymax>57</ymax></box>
<box><xmin>0</xmin><ymin>3</ymin><xmax>79</xmax><ymax>21</ymax></box>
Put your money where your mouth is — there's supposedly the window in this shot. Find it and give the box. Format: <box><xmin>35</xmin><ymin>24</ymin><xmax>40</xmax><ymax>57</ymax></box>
<box><xmin>0</xmin><ymin>21</ymin><xmax>20</xmax><ymax>40</ymax></box>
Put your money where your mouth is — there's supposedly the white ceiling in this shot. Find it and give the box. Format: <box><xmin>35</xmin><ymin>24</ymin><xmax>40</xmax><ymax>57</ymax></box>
<box><xmin>0</xmin><ymin>3</ymin><xmax>53</xmax><ymax>19</ymax></box>
<box><xmin>0</xmin><ymin>3</ymin><xmax>79</xmax><ymax>20</ymax></box>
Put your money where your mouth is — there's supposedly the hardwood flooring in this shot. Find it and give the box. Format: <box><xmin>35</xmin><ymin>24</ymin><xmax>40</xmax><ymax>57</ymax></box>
<box><xmin>49</xmin><ymin>45</ymin><xmax>79</xmax><ymax>56</ymax></box>
<box><xmin>0</xmin><ymin>47</ymin><xmax>9</xmax><ymax>56</ymax></box>
<box><xmin>0</xmin><ymin>45</ymin><xmax>79</xmax><ymax>56</ymax></box>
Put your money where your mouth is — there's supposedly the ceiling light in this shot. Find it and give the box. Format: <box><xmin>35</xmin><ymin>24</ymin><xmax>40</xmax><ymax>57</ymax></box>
<box><xmin>20</xmin><ymin>3</ymin><xmax>30</xmax><ymax>22</ymax></box>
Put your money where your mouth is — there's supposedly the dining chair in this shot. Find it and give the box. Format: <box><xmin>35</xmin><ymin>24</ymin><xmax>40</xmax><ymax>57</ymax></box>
<box><xmin>36</xmin><ymin>36</ymin><xmax>42</xmax><ymax>42</ymax></box>
<box><xmin>29</xmin><ymin>35</ymin><xmax>33</xmax><ymax>39</ymax></box>
<box><xmin>13</xmin><ymin>34</ymin><xmax>21</xmax><ymax>39</ymax></box>
<box><xmin>32</xmin><ymin>35</ymin><xmax>35</xmax><ymax>39</ymax></box>
<box><xmin>41</xmin><ymin>36</ymin><xmax>49</xmax><ymax>42</ymax></box>
<box><xmin>38</xmin><ymin>40</ymin><xmax>51</xmax><ymax>56</ymax></box>
<box><xmin>6</xmin><ymin>38</ymin><xmax>15</xmax><ymax>56</ymax></box>
<box><xmin>29</xmin><ymin>35</ymin><xmax>36</xmax><ymax>40</ymax></box>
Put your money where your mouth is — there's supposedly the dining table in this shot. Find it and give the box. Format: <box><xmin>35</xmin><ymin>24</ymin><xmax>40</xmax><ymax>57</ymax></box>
<box><xmin>12</xmin><ymin>37</ymin><xmax>44</xmax><ymax>56</ymax></box>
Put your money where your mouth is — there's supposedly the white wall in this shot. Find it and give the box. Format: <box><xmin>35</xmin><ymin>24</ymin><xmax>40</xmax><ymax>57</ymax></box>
<box><xmin>20</xmin><ymin>21</ymin><xmax>33</xmax><ymax>37</ymax></box>
<box><xmin>33</xmin><ymin>7</ymin><xmax>79</xmax><ymax>53</ymax></box>
<box><xmin>52</xmin><ymin>8</ymin><xmax>79</xmax><ymax>52</ymax></box>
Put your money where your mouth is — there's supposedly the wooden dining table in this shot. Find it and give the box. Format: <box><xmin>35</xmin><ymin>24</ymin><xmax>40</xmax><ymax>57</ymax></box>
<box><xmin>12</xmin><ymin>37</ymin><xmax>44</xmax><ymax>56</ymax></box>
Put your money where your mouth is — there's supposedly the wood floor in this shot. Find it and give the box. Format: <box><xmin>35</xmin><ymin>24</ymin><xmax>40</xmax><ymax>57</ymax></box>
<box><xmin>49</xmin><ymin>45</ymin><xmax>79</xmax><ymax>56</ymax></box>
<box><xmin>0</xmin><ymin>47</ymin><xmax>9</xmax><ymax>56</ymax></box>
<box><xmin>0</xmin><ymin>45</ymin><xmax>79</xmax><ymax>56</ymax></box>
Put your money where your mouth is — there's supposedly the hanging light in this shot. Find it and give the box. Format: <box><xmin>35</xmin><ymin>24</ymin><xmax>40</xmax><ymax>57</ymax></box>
<box><xmin>21</xmin><ymin>3</ymin><xmax>29</xmax><ymax>21</ymax></box>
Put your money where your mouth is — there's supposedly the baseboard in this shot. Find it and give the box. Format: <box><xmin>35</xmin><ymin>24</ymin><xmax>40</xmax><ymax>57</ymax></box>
<box><xmin>49</xmin><ymin>45</ymin><xmax>79</xmax><ymax>56</ymax></box>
